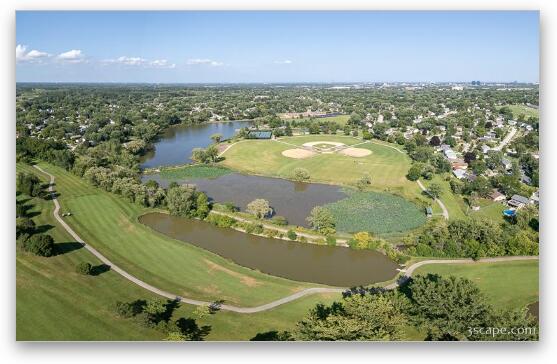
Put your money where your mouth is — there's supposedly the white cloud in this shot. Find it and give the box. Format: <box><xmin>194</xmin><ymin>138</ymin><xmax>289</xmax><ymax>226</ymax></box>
<box><xmin>16</xmin><ymin>44</ymin><xmax>51</xmax><ymax>62</ymax></box>
<box><xmin>149</xmin><ymin>59</ymin><xmax>176</xmax><ymax>69</ymax></box>
<box><xmin>57</xmin><ymin>49</ymin><xmax>85</xmax><ymax>63</ymax></box>
<box><xmin>113</xmin><ymin>56</ymin><xmax>147</xmax><ymax>66</ymax></box>
<box><xmin>186</xmin><ymin>58</ymin><xmax>224</xmax><ymax>67</ymax></box>
<box><xmin>274</xmin><ymin>59</ymin><xmax>293</xmax><ymax>64</ymax></box>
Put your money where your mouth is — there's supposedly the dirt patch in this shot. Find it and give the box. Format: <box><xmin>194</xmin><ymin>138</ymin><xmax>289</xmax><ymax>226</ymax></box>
<box><xmin>339</xmin><ymin>147</ymin><xmax>372</xmax><ymax>157</ymax></box>
<box><xmin>204</xmin><ymin>259</ymin><xmax>261</xmax><ymax>287</ymax></box>
<box><xmin>281</xmin><ymin>148</ymin><xmax>316</xmax><ymax>159</ymax></box>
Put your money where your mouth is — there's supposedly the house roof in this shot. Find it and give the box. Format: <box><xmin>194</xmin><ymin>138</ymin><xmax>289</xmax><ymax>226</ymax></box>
<box><xmin>510</xmin><ymin>195</ymin><xmax>530</xmax><ymax>204</ymax></box>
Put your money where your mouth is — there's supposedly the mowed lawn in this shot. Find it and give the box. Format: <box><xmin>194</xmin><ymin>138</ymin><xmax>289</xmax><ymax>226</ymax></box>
<box><xmin>413</xmin><ymin>260</ymin><xmax>539</xmax><ymax>311</ymax></box>
<box><xmin>499</xmin><ymin>104</ymin><xmax>539</xmax><ymax>120</ymax></box>
<box><xmin>290</xmin><ymin>114</ymin><xmax>351</xmax><ymax>126</ymax></box>
<box><xmin>221</xmin><ymin>135</ymin><xmax>422</xmax><ymax>201</ymax></box>
<box><xmin>25</xmin><ymin>163</ymin><xmax>323</xmax><ymax>307</ymax></box>
<box><xmin>17</xmin><ymin>163</ymin><xmax>342</xmax><ymax>340</ymax></box>
<box><xmin>17</xmin><ymin>164</ymin><xmax>166</xmax><ymax>340</ymax></box>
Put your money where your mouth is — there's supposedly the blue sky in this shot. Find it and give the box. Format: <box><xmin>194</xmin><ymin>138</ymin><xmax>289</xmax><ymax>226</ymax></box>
<box><xmin>16</xmin><ymin>11</ymin><xmax>539</xmax><ymax>83</ymax></box>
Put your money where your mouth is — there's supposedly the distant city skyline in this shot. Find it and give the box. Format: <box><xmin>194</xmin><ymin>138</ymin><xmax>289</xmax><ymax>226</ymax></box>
<box><xmin>16</xmin><ymin>11</ymin><xmax>540</xmax><ymax>83</ymax></box>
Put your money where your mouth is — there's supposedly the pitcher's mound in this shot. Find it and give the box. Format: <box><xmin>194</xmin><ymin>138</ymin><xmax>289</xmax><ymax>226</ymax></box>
<box><xmin>282</xmin><ymin>148</ymin><xmax>316</xmax><ymax>159</ymax></box>
<box><xmin>339</xmin><ymin>147</ymin><xmax>372</xmax><ymax>157</ymax></box>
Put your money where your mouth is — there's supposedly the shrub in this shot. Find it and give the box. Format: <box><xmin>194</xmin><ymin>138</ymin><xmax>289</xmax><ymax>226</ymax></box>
<box><xmin>24</xmin><ymin>234</ymin><xmax>55</xmax><ymax>257</ymax></box>
<box><xmin>325</xmin><ymin>235</ymin><xmax>337</xmax><ymax>246</ymax></box>
<box><xmin>76</xmin><ymin>262</ymin><xmax>93</xmax><ymax>275</ymax></box>
<box><xmin>206</xmin><ymin>213</ymin><xmax>236</xmax><ymax>228</ymax></box>
<box><xmin>287</xmin><ymin>230</ymin><xmax>297</xmax><ymax>240</ymax></box>
<box><xmin>293</xmin><ymin>168</ymin><xmax>310</xmax><ymax>182</ymax></box>
<box><xmin>271</xmin><ymin>215</ymin><xmax>288</xmax><ymax>226</ymax></box>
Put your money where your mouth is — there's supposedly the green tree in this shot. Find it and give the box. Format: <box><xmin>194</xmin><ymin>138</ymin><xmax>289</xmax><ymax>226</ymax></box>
<box><xmin>24</xmin><ymin>234</ymin><xmax>55</xmax><ymax>257</ymax></box>
<box><xmin>210</xmin><ymin>133</ymin><xmax>223</xmax><ymax>143</ymax></box>
<box><xmin>293</xmin><ymin>293</ymin><xmax>407</xmax><ymax>341</ymax></box>
<box><xmin>195</xmin><ymin>192</ymin><xmax>210</xmax><ymax>218</ymax></box>
<box><xmin>427</xmin><ymin>183</ymin><xmax>442</xmax><ymax>199</ymax></box>
<box><xmin>306</xmin><ymin>206</ymin><xmax>335</xmax><ymax>234</ymax></box>
<box><xmin>76</xmin><ymin>262</ymin><xmax>93</xmax><ymax>275</ymax></box>
<box><xmin>166</xmin><ymin>185</ymin><xmax>198</xmax><ymax>217</ymax></box>
<box><xmin>292</xmin><ymin>168</ymin><xmax>310</xmax><ymax>182</ymax></box>
<box><xmin>408</xmin><ymin>274</ymin><xmax>492</xmax><ymax>340</ymax></box>
<box><xmin>246</xmin><ymin>199</ymin><xmax>273</xmax><ymax>219</ymax></box>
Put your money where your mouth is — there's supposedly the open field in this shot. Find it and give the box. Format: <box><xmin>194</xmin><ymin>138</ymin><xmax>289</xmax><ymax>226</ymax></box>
<box><xmin>499</xmin><ymin>104</ymin><xmax>539</xmax><ymax>120</ymax></box>
<box><xmin>413</xmin><ymin>260</ymin><xmax>538</xmax><ymax>311</ymax></box>
<box><xmin>289</xmin><ymin>114</ymin><xmax>351</xmax><ymax>126</ymax></box>
<box><xmin>221</xmin><ymin>135</ymin><xmax>423</xmax><ymax>202</ymax></box>
<box><xmin>421</xmin><ymin>175</ymin><xmax>467</xmax><ymax>220</ymax></box>
<box><xmin>17</xmin><ymin>163</ymin><xmax>342</xmax><ymax>340</ymax></box>
<box><xmin>324</xmin><ymin>190</ymin><xmax>426</xmax><ymax>234</ymax></box>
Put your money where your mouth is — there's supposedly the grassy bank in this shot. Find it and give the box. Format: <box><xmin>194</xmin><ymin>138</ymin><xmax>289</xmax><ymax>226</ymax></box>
<box><xmin>159</xmin><ymin>164</ymin><xmax>232</xmax><ymax>180</ymax></box>
<box><xmin>413</xmin><ymin>260</ymin><xmax>539</xmax><ymax>311</ymax></box>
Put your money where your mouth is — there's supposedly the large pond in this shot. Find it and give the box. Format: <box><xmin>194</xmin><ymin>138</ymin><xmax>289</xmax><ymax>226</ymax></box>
<box><xmin>141</xmin><ymin>120</ymin><xmax>252</xmax><ymax>168</ymax></box>
<box><xmin>139</xmin><ymin>212</ymin><xmax>400</xmax><ymax>287</ymax></box>
<box><xmin>142</xmin><ymin>173</ymin><xmax>347</xmax><ymax>227</ymax></box>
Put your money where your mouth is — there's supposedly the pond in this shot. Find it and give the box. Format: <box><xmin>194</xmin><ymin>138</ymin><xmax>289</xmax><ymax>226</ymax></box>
<box><xmin>139</xmin><ymin>212</ymin><xmax>400</xmax><ymax>287</ymax></box>
<box><xmin>141</xmin><ymin>120</ymin><xmax>252</xmax><ymax>168</ymax></box>
<box><xmin>142</xmin><ymin>173</ymin><xmax>348</xmax><ymax>227</ymax></box>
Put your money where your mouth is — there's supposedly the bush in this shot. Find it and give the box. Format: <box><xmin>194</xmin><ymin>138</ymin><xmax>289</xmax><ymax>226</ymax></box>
<box><xmin>271</xmin><ymin>215</ymin><xmax>288</xmax><ymax>226</ymax></box>
<box><xmin>287</xmin><ymin>230</ymin><xmax>297</xmax><ymax>240</ymax></box>
<box><xmin>206</xmin><ymin>213</ymin><xmax>236</xmax><ymax>228</ymax></box>
<box><xmin>23</xmin><ymin>234</ymin><xmax>55</xmax><ymax>257</ymax></box>
<box><xmin>293</xmin><ymin>168</ymin><xmax>310</xmax><ymax>182</ymax></box>
<box><xmin>325</xmin><ymin>235</ymin><xmax>337</xmax><ymax>246</ymax></box>
<box><xmin>76</xmin><ymin>262</ymin><xmax>93</xmax><ymax>275</ymax></box>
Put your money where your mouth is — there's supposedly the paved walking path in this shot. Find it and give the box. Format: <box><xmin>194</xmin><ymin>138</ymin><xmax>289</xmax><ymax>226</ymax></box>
<box><xmin>417</xmin><ymin>179</ymin><xmax>449</xmax><ymax>220</ymax></box>
<box><xmin>33</xmin><ymin>165</ymin><xmax>537</xmax><ymax>314</ymax></box>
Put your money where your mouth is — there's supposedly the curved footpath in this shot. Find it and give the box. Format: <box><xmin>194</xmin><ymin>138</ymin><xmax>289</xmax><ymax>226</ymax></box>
<box><xmin>417</xmin><ymin>179</ymin><xmax>449</xmax><ymax>220</ymax></box>
<box><xmin>34</xmin><ymin>165</ymin><xmax>538</xmax><ymax>314</ymax></box>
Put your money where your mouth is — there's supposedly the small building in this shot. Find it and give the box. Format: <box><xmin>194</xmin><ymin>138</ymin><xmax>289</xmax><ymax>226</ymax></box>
<box><xmin>451</xmin><ymin>159</ymin><xmax>468</xmax><ymax>170</ymax></box>
<box><xmin>508</xmin><ymin>194</ymin><xmax>530</xmax><ymax>209</ymax></box>
<box><xmin>501</xmin><ymin>158</ymin><xmax>513</xmax><ymax>170</ymax></box>
<box><xmin>488</xmin><ymin>189</ymin><xmax>506</xmax><ymax>202</ymax></box>
<box><xmin>247</xmin><ymin>130</ymin><xmax>272</xmax><ymax>139</ymax></box>
<box><xmin>425</xmin><ymin>207</ymin><xmax>433</xmax><ymax>217</ymax></box>
<box><xmin>530</xmin><ymin>191</ymin><xmax>539</xmax><ymax>205</ymax></box>
<box><xmin>444</xmin><ymin>149</ymin><xmax>458</xmax><ymax>160</ymax></box>
<box><xmin>453</xmin><ymin>169</ymin><xmax>467</xmax><ymax>179</ymax></box>
<box><xmin>481</xmin><ymin>144</ymin><xmax>491</xmax><ymax>154</ymax></box>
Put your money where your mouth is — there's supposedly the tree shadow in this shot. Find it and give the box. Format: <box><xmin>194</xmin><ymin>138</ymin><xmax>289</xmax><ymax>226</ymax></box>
<box><xmin>90</xmin><ymin>264</ymin><xmax>111</xmax><ymax>276</ymax></box>
<box><xmin>42</xmin><ymin>191</ymin><xmax>60</xmax><ymax>200</ymax></box>
<box><xmin>34</xmin><ymin>224</ymin><xmax>55</xmax><ymax>234</ymax></box>
<box><xmin>175</xmin><ymin>317</ymin><xmax>212</xmax><ymax>341</ymax></box>
<box><xmin>54</xmin><ymin>241</ymin><xmax>84</xmax><ymax>256</ymax></box>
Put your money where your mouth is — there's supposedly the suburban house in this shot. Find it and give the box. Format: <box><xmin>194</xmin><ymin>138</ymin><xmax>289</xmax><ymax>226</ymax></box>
<box><xmin>481</xmin><ymin>144</ymin><xmax>491</xmax><ymax>154</ymax></box>
<box><xmin>453</xmin><ymin>169</ymin><xmax>467</xmax><ymax>179</ymax></box>
<box><xmin>444</xmin><ymin>148</ymin><xmax>458</xmax><ymax>160</ymax></box>
<box><xmin>530</xmin><ymin>191</ymin><xmax>539</xmax><ymax>205</ymax></box>
<box><xmin>451</xmin><ymin>159</ymin><xmax>468</xmax><ymax>170</ymax></box>
<box><xmin>489</xmin><ymin>189</ymin><xmax>506</xmax><ymax>202</ymax></box>
<box><xmin>508</xmin><ymin>194</ymin><xmax>530</xmax><ymax>209</ymax></box>
<box><xmin>501</xmin><ymin>158</ymin><xmax>513</xmax><ymax>170</ymax></box>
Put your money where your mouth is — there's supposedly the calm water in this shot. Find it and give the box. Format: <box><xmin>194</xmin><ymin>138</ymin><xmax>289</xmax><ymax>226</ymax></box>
<box><xmin>141</xmin><ymin>121</ymin><xmax>252</xmax><ymax>168</ymax></box>
<box><xmin>140</xmin><ymin>212</ymin><xmax>400</xmax><ymax>286</ymax></box>
<box><xmin>142</xmin><ymin>173</ymin><xmax>347</xmax><ymax>227</ymax></box>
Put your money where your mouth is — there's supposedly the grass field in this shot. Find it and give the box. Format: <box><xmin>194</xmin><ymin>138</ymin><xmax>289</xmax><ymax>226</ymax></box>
<box><xmin>159</xmin><ymin>164</ymin><xmax>232</xmax><ymax>180</ymax></box>
<box><xmin>421</xmin><ymin>175</ymin><xmax>467</xmax><ymax>220</ymax></box>
<box><xmin>499</xmin><ymin>104</ymin><xmax>539</xmax><ymax>120</ymax></box>
<box><xmin>324</xmin><ymin>190</ymin><xmax>426</xmax><ymax>234</ymax></box>
<box><xmin>221</xmin><ymin>135</ymin><xmax>423</xmax><ymax>202</ymax></box>
<box><xmin>290</xmin><ymin>115</ymin><xmax>351</xmax><ymax>126</ymax></box>
<box><xmin>413</xmin><ymin>260</ymin><xmax>539</xmax><ymax>311</ymax></box>
<box><xmin>16</xmin><ymin>163</ymin><xmax>342</xmax><ymax>340</ymax></box>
